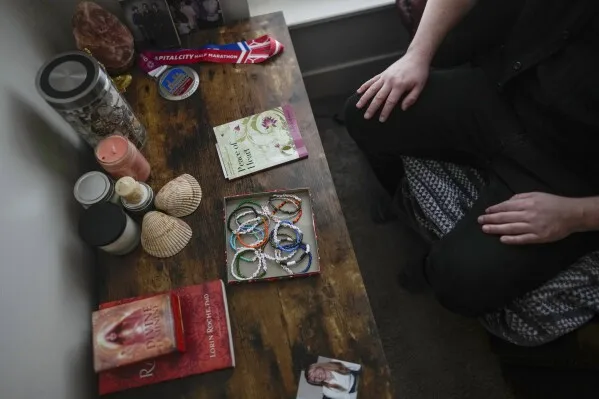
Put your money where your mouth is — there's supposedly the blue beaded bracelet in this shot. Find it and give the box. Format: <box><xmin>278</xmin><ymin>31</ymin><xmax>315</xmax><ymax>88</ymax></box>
<box><xmin>272</xmin><ymin>221</ymin><xmax>302</xmax><ymax>252</ymax></box>
<box><xmin>279</xmin><ymin>243</ymin><xmax>312</xmax><ymax>274</ymax></box>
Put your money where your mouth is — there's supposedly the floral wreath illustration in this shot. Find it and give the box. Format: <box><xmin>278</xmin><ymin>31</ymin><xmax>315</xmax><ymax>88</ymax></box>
<box><xmin>224</xmin><ymin>108</ymin><xmax>297</xmax><ymax>155</ymax></box>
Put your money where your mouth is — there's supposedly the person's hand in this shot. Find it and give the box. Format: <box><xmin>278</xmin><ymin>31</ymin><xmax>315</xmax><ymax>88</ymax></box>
<box><xmin>356</xmin><ymin>52</ymin><xmax>430</xmax><ymax>122</ymax></box>
<box><xmin>478</xmin><ymin>192</ymin><xmax>583</xmax><ymax>245</ymax></box>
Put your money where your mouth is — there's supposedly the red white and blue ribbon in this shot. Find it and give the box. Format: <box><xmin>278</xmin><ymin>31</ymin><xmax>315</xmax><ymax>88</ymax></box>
<box><xmin>139</xmin><ymin>35</ymin><xmax>284</xmax><ymax>77</ymax></box>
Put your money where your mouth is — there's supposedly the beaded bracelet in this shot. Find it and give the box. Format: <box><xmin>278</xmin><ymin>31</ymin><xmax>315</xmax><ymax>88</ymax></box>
<box><xmin>227</xmin><ymin>206</ymin><xmax>258</xmax><ymax>232</ymax></box>
<box><xmin>279</xmin><ymin>243</ymin><xmax>312</xmax><ymax>274</ymax></box>
<box><xmin>267</xmin><ymin>243</ymin><xmax>311</xmax><ymax>275</ymax></box>
<box><xmin>260</xmin><ymin>194</ymin><xmax>303</xmax><ymax>223</ymax></box>
<box><xmin>230</xmin><ymin>228</ymin><xmax>265</xmax><ymax>261</ymax></box>
<box><xmin>238</xmin><ymin>198</ymin><xmax>297</xmax><ymax>220</ymax></box>
<box><xmin>230</xmin><ymin>248</ymin><xmax>266</xmax><ymax>281</ymax></box>
<box><xmin>233</xmin><ymin>215</ymin><xmax>267</xmax><ymax>234</ymax></box>
<box><xmin>236</xmin><ymin>216</ymin><xmax>270</xmax><ymax>248</ymax></box>
<box><xmin>270</xmin><ymin>193</ymin><xmax>302</xmax><ymax>205</ymax></box>
<box><xmin>267</xmin><ymin>197</ymin><xmax>301</xmax><ymax>215</ymax></box>
<box><xmin>261</xmin><ymin>249</ymin><xmax>294</xmax><ymax>275</ymax></box>
<box><xmin>262</xmin><ymin>203</ymin><xmax>303</xmax><ymax>224</ymax></box>
<box><xmin>272</xmin><ymin>221</ymin><xmax>303</xmax><ymax>251</ymax></box>
<box><xmin>235</xmin><ymin>200</ymin><xmax>263</xmax><ymax>212</ymax></box>
<box><xmin>270</xmin><ymin>201</ymin><xmax>303</xmax><ymax>223</ymax></box>
<box><xmin>235</xmin><ymin>210</ymin><xmax>261</xmax><ymax>232</ymax></box>
<box><xmin>268</xmin><ymin>230</ymin><xmax>299</xmax><ymax>253</ymax></box>
<box><xmin>276</xmin><ymin>261</ymin><xmax>294</xmax><ymax>275</ymax></box>
<box><xmin>263</xmin><ymin>233</ymin><xmax>298</xmax><ymax>263</ymax></box>
<box><xmin>235</xmin><ymin>199</ymin><xmax>300</xmax><ymax>222</ymax></box>
<box><xmin>269</xmin><ymin>232</ymin><xmax>295</xmax><ymax>249</ymax></box>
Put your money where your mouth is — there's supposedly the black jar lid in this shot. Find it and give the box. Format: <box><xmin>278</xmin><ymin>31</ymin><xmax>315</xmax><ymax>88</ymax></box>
<box><xmin>35</xmin><ymin>51</ymin><xmax>106</xmax><ymax>111</ymax></box>
<box><xmin>79</xmin><ymin>203</ymin><xmax>127</xmax><ymax>247</ymax></box>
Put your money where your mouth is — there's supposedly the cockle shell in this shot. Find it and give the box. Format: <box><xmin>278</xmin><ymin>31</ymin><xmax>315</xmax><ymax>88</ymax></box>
<box><xmin>155</xmin><ymin>174</ymin><xmax>202</xmax><ymax>217</ymax></box>
<box><xmin>141</xmin><ymin>211</ymin><xmax>192</xmax><ymax>258</ymax></box>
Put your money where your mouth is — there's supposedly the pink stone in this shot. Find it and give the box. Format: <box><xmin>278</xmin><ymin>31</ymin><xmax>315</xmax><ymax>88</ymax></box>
<box><xmin>73</xmin><ymin>1</ymin><xmax>135</xmax><ymax>74</ymax></box>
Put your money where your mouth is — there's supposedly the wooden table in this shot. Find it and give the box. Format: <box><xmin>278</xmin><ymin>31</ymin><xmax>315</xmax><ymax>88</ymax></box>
<box><xmin>99</xmin><ymin>12</ymin><xmax>394</xmax><ymax>399</ymax></box>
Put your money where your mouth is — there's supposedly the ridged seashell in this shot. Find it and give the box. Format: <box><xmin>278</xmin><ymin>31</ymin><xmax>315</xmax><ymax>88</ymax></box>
<box><xmin>141</xmin><ymin>211</ymin><xmax>192</xmax><ymax>258</ymax></box>
<box><xmin>155</xmin><ymin>174</ymin><xmax>202</xmax><ymax>217</ymax></box>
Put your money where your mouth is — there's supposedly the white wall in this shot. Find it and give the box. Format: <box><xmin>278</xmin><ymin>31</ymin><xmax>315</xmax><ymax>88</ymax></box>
<box><xmin>0</xmin><ymin>1</ymin><xmax>250</xmax><ymax>397</ymax></box>
<box><xmin>0</xmin><ymin>1</ymin><xmax>96</xmax><ymax>399</ymax></box>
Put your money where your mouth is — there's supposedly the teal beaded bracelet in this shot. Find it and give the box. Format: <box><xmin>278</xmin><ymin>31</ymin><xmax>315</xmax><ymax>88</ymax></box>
<box><xmin>230</xmin><ymin>228</ymin><xmax>265</xmax><ymax>261</ymax></box>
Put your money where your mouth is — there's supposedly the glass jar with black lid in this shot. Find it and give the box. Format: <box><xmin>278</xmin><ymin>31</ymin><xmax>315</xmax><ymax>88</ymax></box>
<box><xmin>79</xmin><ymin>202</ymin><xmax>140</xmax><ymax>256</ymax></box>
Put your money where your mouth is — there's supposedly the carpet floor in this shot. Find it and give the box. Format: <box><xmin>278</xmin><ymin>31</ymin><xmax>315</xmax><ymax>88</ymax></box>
<box><xmin>312</xmin><ymin>95</ymin><xmax>598</xmax><ymax>399</ymax></box>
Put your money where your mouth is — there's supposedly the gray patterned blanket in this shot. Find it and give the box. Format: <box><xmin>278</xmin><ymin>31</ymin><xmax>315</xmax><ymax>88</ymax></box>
<box><xmin>402</xmin><ymin>156</ymin><xmax>599</xmax><ymax>346</ymax></box>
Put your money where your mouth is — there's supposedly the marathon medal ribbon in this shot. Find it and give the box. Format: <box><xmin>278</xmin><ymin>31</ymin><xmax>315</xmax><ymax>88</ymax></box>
<box><xmin>139</xmin><ymin>35</ymin><xmax>285</xmax><ymax>78</ymax></box>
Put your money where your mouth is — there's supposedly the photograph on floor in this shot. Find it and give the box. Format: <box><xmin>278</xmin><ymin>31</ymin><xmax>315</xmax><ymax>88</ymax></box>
<box><xmin>296</xmin><ymin>356</ymin><xmax>361</xmax><ymax>399</ymax></box>
<box><xmin>119</xmin><ymin>0</ymin><xmax>181</xmax><ymax>48</ymax></box>
<box><xmin>167</xmin><ymin>0</ymin><xmax>224</xmax><ymax>35</ymax></box>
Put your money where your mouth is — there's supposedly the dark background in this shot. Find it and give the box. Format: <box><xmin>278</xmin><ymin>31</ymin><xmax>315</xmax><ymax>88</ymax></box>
<box><xmin>167</xmin><ymin>0</ymin><xmax>224</xmax><ymax>33</ymax></box>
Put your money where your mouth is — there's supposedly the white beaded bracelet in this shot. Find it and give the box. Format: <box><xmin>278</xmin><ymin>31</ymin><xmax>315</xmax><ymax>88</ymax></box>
<box><xmin>230</xmin><ymin>248</ymin><xmax>266</xmax><ymax>281</ymax></box>
<box><xmin>233</xmin><ymin>216</ymin><xmax>265</xmax><ymax>234</ymax></box>
<box><xmin>271</xmin><ymin>194</ymin><xmax>302</xmax><ymax>203</ymax></box>
<box><xmin>263</xmin><ymin>235</ymin><xmax>298</xmax><ymax>263</ymax></box>
<box><xmin>235</xmin><ymin>210</ymin><xmax>256</xmax><ymax>227</ymax></box>
<box><xmin>272</xmin><ymin>221</ymin><xmax>303</xmax><ymax>250</ymax></box>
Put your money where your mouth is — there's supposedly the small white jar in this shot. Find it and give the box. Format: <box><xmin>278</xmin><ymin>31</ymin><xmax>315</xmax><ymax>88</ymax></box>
<box><xmin>79</xmin><ymin>202</ymin><xmax>140</xmax><ymax>256</ymax></box>
<box><xmin>115</xmin><ymin>177</ymin><xmax>155</xmax><ymax>217</ymax></box>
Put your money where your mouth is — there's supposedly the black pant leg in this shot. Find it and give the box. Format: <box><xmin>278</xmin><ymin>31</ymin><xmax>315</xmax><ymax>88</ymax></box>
<box><xmin>425</xmin><ymin>164</ymin><xmax>599</xmax><ymax>317</ymax></box>
<box><xmin>343</xmin><ymin>67</ymin><xmax>519</xmax><ymax>194</ymax></box>
<box><xmin>345</xmin><ymin>65</ymin><xmax>599</xmax><ymax>317</ymax></box>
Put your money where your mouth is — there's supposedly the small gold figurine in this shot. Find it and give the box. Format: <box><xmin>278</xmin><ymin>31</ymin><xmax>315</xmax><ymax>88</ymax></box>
<box><xmin>83</xmin><ymin>48</ymin><xmax>133</xmax><ymax>93</ymax></box>
<box><xmin>112</xmin><ymin>74</ymin><xmax>133</xmax><ymax>92</ymax></box>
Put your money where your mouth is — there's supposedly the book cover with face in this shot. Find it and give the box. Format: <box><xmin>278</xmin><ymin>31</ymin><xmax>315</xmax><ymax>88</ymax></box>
<box><xmin>98</xmin><ymin>281</ymin><xmax>234</xmax><ymax>395</ymax></box>
<box><xmin>92</xmin><ymin>293</ymin><xmax>183</xmax><ymax>372</ymax></box>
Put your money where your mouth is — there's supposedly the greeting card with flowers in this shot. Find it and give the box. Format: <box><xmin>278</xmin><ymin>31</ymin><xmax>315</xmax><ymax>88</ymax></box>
<box><xmin>213</xmin><ymin>105</ymin><xmax>308</xmax><ymax>179</ymax></box>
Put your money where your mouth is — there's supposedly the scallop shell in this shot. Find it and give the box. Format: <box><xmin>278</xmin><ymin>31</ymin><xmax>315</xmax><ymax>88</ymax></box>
<box><xmin>155</xmin><ymin>174</ymin><xmax>202</xmax><ymax>217</ymax></box>
<box><xmin>141</xmin><ymin>211</ymin><xmax>192</xmax><ymax>258</ymax></box>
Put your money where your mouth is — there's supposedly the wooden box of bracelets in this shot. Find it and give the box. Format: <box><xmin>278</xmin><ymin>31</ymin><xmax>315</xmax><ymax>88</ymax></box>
<box><xmin>224</xmin><ymin>188</ymin><xmax>321</xmax><ymax>284</ymax></box>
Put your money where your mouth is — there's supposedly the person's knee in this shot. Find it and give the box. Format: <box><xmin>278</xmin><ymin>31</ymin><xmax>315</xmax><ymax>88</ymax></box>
<box><xmin>343</xmin><ymin>92</ymin><xmax>362</xmax><ymax>121</ymax></box>
<box><xmin>343</xmin><ymin>93</ymin><xmax>368</xmax><ymax>140</ymax></box>
<box><xmin>425</xmin><ymin>245</ymin><xmax>502</xmax><ymax>317</ymax></box>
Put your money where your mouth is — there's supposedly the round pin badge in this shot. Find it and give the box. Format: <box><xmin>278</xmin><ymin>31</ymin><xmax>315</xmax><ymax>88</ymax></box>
<box><xmin>158</xmin><ymin>66</ymin><xmax>199</xmax><ymax>101</ymax></box>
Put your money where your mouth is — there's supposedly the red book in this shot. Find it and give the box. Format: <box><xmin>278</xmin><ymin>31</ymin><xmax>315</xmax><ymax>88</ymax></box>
<box><xmin>98</xmin><ymin>281</ymin><xmax>235</xmax><ymax>395</ymax></box>
<box><xmin>92</xmin><ymin>293</ymin><xmax>185</xmax><ymax>372</ymax></box>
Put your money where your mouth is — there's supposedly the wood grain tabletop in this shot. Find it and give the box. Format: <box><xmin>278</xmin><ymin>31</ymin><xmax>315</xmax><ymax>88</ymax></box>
<box><xmin>98</xmin><ymin>12</ymin><xmax>395</xmax><ymax>399</ymax></box>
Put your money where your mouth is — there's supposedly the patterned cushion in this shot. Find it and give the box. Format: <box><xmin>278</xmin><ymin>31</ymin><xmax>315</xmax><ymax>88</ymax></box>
<box><xmin>401</xmin><ymin>156</ymin><xmax>599</xmax><ymax>346</ymax></box>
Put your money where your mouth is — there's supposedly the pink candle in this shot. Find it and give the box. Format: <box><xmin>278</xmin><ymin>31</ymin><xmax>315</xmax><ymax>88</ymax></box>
<box><xmin>95</xmin><ymin>135</ymin><xmax>151</xmax><ymax>182</ymax></box>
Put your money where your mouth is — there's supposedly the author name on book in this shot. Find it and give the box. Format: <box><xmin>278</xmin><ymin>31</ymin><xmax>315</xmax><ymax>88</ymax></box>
<box><xmin>204</xmin><ymin>293</ymin><xmax>217</xmax><ymax>358</ymax></box>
